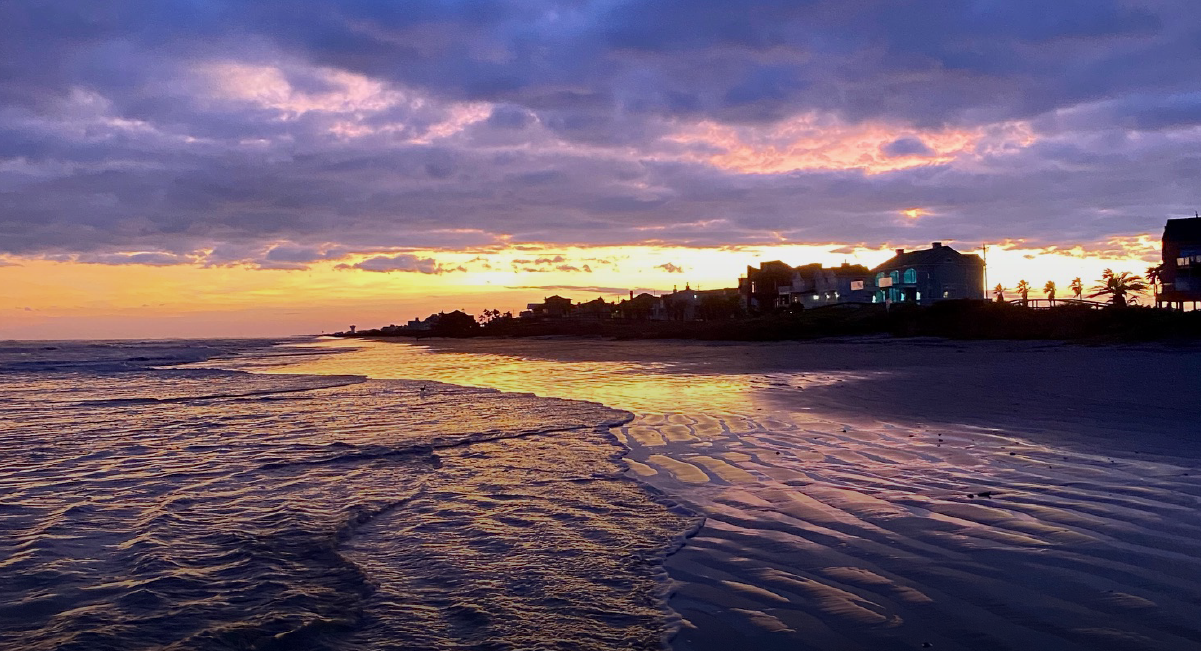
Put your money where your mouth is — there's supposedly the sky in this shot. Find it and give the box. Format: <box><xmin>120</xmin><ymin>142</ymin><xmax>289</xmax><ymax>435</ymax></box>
<box><xmin>1</xmin><ymin>0</ymin><xmax>1199</xmax><ymax>338</ymax></box>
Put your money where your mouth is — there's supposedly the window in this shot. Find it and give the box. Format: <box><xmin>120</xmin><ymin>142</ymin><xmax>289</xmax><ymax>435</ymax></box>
<box><xmin>890</xmin><ymin>270</ymin><xmax>900</xmax><ymax>284</ymax></box>
<box><xmin>903</xmin><ymin>268</ymin><xmax>917</xmax><ymax>284</ymax></box>
<box><xmin>916</xmin><ymin>291</ymin><xmax>922</xmax><ymax>301</ymax></box>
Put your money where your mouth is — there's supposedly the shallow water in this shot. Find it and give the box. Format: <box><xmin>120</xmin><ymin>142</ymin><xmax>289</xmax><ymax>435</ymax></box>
<box><xmin>0</xmin><ymin>340</ymin><xmax>696</xmax><ymax>650</ymax></box>
<box><xmin>251</xmin><ymin>337</ymin><xmax>1201</xmax><ymax>651</ymax></box>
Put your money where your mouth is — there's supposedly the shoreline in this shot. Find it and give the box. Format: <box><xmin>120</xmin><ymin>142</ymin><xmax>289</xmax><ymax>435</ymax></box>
<box><xmin>195</xmin><ymin>340</ymin><xmax>710</xmax><ymax>649</ymax></box>
<box><xmin>216</xmin><ymin>337</ymin><xmax>1201</xmax><ymax>649</ymax></box>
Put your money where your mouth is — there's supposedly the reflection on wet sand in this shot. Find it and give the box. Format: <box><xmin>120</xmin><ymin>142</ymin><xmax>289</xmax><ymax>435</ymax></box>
<box><xmin>245</xmin><ymin>337</ymin><xmax>1201</xmax><ymax>651</ymax></box>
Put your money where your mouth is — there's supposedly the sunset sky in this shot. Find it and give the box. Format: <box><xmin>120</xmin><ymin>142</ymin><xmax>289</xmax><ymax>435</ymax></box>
<box><xmin>2</xmin><ymin>1</ymin><xmax>1198</xmax><ymax>339</ymax></box>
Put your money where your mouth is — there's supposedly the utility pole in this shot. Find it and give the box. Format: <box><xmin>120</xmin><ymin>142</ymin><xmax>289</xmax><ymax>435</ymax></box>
<box><xmin>982</xmin><ymin>243</ymin><xmax>989</xmax><ymax>300</ymax></box>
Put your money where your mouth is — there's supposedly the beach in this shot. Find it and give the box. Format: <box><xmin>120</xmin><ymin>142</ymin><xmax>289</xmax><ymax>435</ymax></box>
<box><xmin>4</xmin><ymin>336</ymin><xmax>1200</xmax><ymax>650</ymax></box>
<box><xmin>262</xmin><ymin>336</ymin><xmax>1201</xmax><ymax>650</ymax></box>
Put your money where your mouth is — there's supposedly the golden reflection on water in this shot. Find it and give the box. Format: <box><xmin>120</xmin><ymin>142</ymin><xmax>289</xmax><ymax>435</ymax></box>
<box><xmin>257</xmin><ymin>338</ymin><xmax>764</xmax><ymax>414</ymax></box>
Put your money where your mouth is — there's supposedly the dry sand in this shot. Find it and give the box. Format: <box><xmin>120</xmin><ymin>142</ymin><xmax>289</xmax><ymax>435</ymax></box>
<box><xmin>269</xmin><ymin>337</ymin><xmax>1201</xmax><ymax>650</ymax></box>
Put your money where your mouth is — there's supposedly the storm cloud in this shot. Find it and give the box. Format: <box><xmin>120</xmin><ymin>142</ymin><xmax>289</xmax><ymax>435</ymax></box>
<box><xmin>1</xmin><ymin>0</ymin><xmax>1199</xmax><ymax>263</ymax></box>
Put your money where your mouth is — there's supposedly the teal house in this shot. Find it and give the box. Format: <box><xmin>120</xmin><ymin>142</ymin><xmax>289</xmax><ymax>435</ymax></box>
<box><xmin>872</xmin><ymin>242</ymin><xmax>985</xmax><ymax>304</ymax></box>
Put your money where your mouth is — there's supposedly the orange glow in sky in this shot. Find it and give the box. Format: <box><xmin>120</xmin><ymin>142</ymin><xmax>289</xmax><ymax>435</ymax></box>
<box><xmin>0</xmin><ymin>239</ymin><xmax>1161</xmax><ymax>339</ymax></box>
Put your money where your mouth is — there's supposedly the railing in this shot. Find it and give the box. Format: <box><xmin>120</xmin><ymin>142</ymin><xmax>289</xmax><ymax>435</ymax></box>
<box><xmin>1006</xmin><ymin>298</ymin><xmax>1108</xmax><ymax>309</ymax></box>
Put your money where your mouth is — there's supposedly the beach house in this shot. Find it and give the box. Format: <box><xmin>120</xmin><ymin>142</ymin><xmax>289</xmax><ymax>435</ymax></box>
<box><xmin>1159</xmin><ymin>216</ymin><xmax>1201</xmax><ymax>310</ymax></box>
<box><xmin>778</xmin><ymin>263</ymin><xmax>876</xmax><ymax>308</ymax></box>
<box><xmin>739</xmin><ymin>261</ymin><xmax>802</xmax><ymax>312</ymax></box>
<box><xmin>661</xmin><ymin>285</ymin><xmax>741</xmax><ymax>320</ymax></box>
<box><xmin>741</xmin><ymin>261</ymin><xmax>877</xmax><ymax>311</ymax></box>
<box><xmin>871</xmin><ymin>242</ymin><xmax>985</xmax><ymax>305</ymax></box>
<box><xmin>521</xmin><ymin>295</ymin><xmax>574</xmax><ymax>319</ymax></box>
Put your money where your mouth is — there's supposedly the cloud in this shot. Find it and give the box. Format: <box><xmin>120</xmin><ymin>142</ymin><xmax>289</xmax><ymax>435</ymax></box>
<box><xmin>656</xmin><ymin>262</ymin><xmax>685</xmax><ymax>273</ymax></box>
<box><xmin>882</xmin><ymin>137</ymin><xmax>933</xmax><ymax>157</ymax></box>
<box><xmin>70</xmin><ymin>252</ymin><xmax>199</xmax><ymax>266</ymax></box>
<box><xmin>347</xmin><ymin>254</ymin><xmax>453</xmax><ymax>274</ymax></box>
<box><xmin>264</xmin><ymin>245</ymin><xmax>346</xmax><ymax>264</ymax></box>
<box><xmin>506</xmin><ymin>285</ymin><xmax>658</xmax><ymax>296</ymax></box>
<box><xmin>0</xmin><ymin>0</ymin><xmax>1197</xmax><ymax>262</ymax></box>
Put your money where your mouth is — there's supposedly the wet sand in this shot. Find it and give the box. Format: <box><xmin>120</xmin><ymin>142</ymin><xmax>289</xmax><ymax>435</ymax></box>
<box><xmin>259</xmin><ymin>337</ymin><xmax>1201</xmax><ymax>650</ymax></box>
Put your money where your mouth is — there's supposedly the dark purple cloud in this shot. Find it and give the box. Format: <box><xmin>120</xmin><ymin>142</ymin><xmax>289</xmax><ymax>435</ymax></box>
<box><xmin>348</xmin><ymin>254</ymin><xmax>450</xmax><ymax>274</ymax></box>
<box><xmin>882</xmin><ymin>137</ymin><xmax>934</xmax><ymax>158</ymax></box>
<box><xmin>1</xmin><ymin>0</ymin><xmax>1199</xmax><ymax>262</ymax></box>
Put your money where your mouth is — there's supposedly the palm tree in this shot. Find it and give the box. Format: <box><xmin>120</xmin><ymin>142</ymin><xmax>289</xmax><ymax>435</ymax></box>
<box><xmin>1044</xmin><ymin>280</ymin><xmax>1056</xmax><ymax>305</ymax></box>
<box><xmin>1088</xmin><ymin>269</ymin><xmax>1147</xmax><ymax>308</ymax></box>
<box><xmin>1070</xmin><ymin>277</ymin><xmax>1083</xmax><ymax>300</ymax></box>
<box><xmin>1146</xmin><ymin>264</ymin><xmax>1163</xmax><ymax>306</ymax></box>
<box><xmin>1015</xmin><ymin>280</ymin><xmax>1032</xmax><ymax>305</ymax></box>
<box><xmin>993</xmin><ymin>284</ymin><xmax>1005</xmax><ymax>302</ymax></box>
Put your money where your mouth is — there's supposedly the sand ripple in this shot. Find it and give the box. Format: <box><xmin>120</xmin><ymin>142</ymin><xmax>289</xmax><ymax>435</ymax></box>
<box><xmin>619</xmin><ymin>411</ymin><xmax>1201</xmax><ymax>650</ymax></box>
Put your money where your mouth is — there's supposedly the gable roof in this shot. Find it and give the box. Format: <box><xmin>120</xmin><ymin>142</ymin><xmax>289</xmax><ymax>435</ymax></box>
<box><xmin>1164</xmin><ymin>217</ymin><xmax>1201</xmax><ymax>242</ymax></box>
<box><xmin>872</xmin><ymin>245</ymin><xmax>983</xmax><ymax>272</ymax></box>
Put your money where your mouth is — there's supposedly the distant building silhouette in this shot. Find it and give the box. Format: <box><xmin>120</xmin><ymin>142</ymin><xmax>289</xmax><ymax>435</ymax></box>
<box><xmin>406</xmin><ymin>313</ymin><xmax>443</xmax><ymax>330</ymax></box>
<box><xmin>741</xmin><ymin>261</ymin><xmax>876</xmax><ymax>312</ymax></box>
<box><xmin>522</xmin><ymin>295</ymin><xmax>574</xmax><ymax>319</ymax></box>
<box><xmin>573</xmin><ymin>297</ymin><xmax>616</xmax><ymax>320</ymax></box>
<box><xmin>739</xmin><ymin>261</ymin><xmax>799</xmax><ymax>312</ymax></box>
<box><xmin>661</xmin><ymin>285</ymin><xmax>741</xmax><ymax>320</ymax></box>
<box><xmin>1159</xmin><ymin>216</ymin><xmax>1201</xmax><ymax>310</ymax></box>
<box><xmin>617</xmin><ymin>292</ymin><xmax>667</xmax><ymax>321</ymax></box>
<box><xmin>871</xmin><ymin>242</ymin><xmax>985</xmax><ymax>305</ymax></box>
<box><xmin>779</xmin><ymin>263</ymin><xmax>876</xmax><ymax>308</ymax></box>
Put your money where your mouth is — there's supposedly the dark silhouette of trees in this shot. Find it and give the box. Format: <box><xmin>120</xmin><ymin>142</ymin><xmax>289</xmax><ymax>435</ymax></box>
<box><xmin>993</xmin><ymin>284</ymin><xmax>1005</xmax><ymax>302</ymax></box>
<box><xmin>698</xmin><ymin>292</ymin><xmax>743</xmax><ymax>320</ymax></box>
<box><xmin>1044</xmin><ymin>280</ymin><xmax>1056</xmax><ymax>304</ymax></box>
<box><xmin>477</xmin><ymin>308</ymin><xmax>503</xmax><ymax>325</ymax></box>
<box><xmin>1147</xmin><ymin>264</ymin><xmax>1163</xmax><ymax>305</ymax></box>
<box><xmin>1070</xmin><ymin>277</ymin><xmax>1084</xmax><ymax>300</ymax></box>
<box><xmin>1089</xmin><ymin>269</ymin><xmax>1147</xmax><ymax>308</ymax></box>
<box><xmin>1015</xmin><ymin>280</ymin><xmax>1032</xmax><ymax>305</ymax></box>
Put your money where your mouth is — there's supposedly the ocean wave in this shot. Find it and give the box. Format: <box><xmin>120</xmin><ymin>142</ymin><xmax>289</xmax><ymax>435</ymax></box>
<box><xmin>0</xmin><ymin>340</ymin><xmax>696</xmax><ymax>651</ymax></box>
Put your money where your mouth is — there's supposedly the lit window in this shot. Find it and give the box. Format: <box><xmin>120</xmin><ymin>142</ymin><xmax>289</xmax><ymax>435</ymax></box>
<box><xmin>916</xmin><ymin>291</ymin><xmax>922</xmax><ymax>301</ymax></box>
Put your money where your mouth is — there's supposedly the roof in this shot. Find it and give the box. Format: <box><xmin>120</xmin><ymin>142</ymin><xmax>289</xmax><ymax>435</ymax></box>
<box><xmin>831</xmin><ymin>263</ymin><xmax>872</xmax><ymax>276</ymax></box>
<box><xmin>872</xmin><ymin>245</ymin><xmax>983</xmax><ymax>272</ymax></box>
<box><xmin>1164</xmin><ymin>217</ymin><xmax>1201</xmax><ymax>242</ymax></box>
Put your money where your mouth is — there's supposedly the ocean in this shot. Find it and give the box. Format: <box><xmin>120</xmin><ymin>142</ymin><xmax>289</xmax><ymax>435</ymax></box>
<box><xmin>5</xmin><ymin>336</ymin><xmax>1201</xmax><ymax>651</ymax></box>
<box><xmin>0</xmin><ymin>339</ymin><xmax>697</xmax><ymax>650</ymax></box>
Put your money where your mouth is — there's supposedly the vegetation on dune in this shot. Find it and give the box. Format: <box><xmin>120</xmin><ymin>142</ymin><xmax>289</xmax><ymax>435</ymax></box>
<box><xmin>344</xmin><ymin>301</ymin><xmax>1201</xmax><ymax>343</ymax></box>
<box><xmin>1089</xmin><ymin>268</ymin><xmax>1148</xmax><ymax>308</ymax></box>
